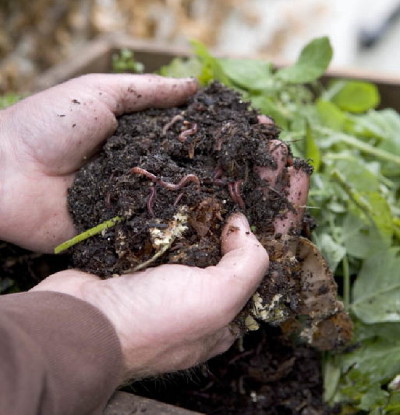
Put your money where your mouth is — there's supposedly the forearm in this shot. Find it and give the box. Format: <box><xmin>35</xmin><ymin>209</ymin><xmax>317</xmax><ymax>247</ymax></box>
<box><xmin>0</xmin><ymin>291</ymin><xmax>124</xmax><ymax>415</ymax></box>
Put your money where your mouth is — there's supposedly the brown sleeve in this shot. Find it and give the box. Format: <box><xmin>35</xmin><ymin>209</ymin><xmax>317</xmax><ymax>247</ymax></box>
<box><xmin>0</xmin><ymin>291</ymin><xmax>124</xmax><ymax>415</ymax></box>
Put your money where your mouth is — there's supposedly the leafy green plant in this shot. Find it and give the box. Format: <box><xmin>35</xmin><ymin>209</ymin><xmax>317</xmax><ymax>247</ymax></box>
<box><xmin>112</xmin><ymin>49</ymin><xmax>144</xmax><ymax>74</ymax></box>
<box><xmin>158</xmin><ymin>37</ymin><xmax>400</xmax><ymax>414</ymax></box>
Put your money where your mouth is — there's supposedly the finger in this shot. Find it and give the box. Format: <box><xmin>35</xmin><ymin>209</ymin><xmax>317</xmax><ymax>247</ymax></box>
<box><xmin>254</xmin><ymin>139</ymin><xmax>289</xmax><ymax>188</ymax></box>
<box><xmin>78</xmin><ymin>74</ymin><xmax>198</xmax><ymax>115</ymax></box>
<box><xmin>204</xmin><ymin>213</ymin><xmax>269</xmax><ymax>323</ymax></box>
<box><xmin>257</xmin><ymin>114</ymin><xmax>275</xmax><ymax>126</ymax></box>
<box><xmin>7</xmin><ymin>74</ymin><xmax>197</xmax><ymax>175</ymax></box>
<box><xmin>273</xmin><ymin>166</ymin><xmax>310</xmax><ymax>236</ymax></box>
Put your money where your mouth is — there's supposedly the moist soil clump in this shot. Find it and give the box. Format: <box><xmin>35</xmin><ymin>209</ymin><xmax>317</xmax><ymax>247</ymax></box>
<box><xmin>68</xmin><ymin>82</ymin><xmax>288</xmax><ymax>276</ymax></box>
<box><xmin>65</xmin><ymin>82</ymin><xmax>347</xmax><ymax>414</ymax></box>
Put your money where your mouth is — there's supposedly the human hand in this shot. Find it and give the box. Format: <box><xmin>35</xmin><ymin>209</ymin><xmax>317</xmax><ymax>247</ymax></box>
<box><xmin>0</xmin><ymin>74</ymin><xmax>197</xmax><ymax>252</ymax></box>
<box><xmin>31</xmin><ymin>213</ymin><xmax>269</xmax><ymax>381</ymax></box>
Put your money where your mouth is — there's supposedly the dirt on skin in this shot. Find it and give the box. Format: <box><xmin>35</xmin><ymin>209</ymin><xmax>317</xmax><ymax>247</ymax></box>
<box><xmin>64</xmin><ymin>82</ymin><xmax>347</xmax><ymax>415</ymax></box>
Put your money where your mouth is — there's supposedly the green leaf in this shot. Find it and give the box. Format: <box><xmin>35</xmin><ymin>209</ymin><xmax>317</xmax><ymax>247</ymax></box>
<box><xmin>159</xmin><ymin>56</ymin><xmax>203</xmax><ymax>79</ymax></box>
<box><xmin>359</xmin><ymin>383</ymin><xmax>389</xmax><ymax>411</ymax></box>
<box><xmin>387</xmin><ymin>391</ymin><xmax>400</xmax><ymax>413</ymax></box>
<box><xmin>331</xmin><ymin>80</ymin><xmax>380</xmax><ymax>113</ymax></box>
<box><xmin>189</xmin><ymin>39</ymin><xmax>231</xmax><ymax>86</ymax></box>
<box><xmin>342</xmin><ymin>214</ymin><xmax>388</xmax><ymax>259</ymax></box>
<box><xmin>323</xmin><ymin>356</ymin><xmax>342</xmax><ymax>402</ymax></box>
<box><xmin>112</xmin><ymin>49</ymin><xmax>144</xmax><ymax>73</ymax></box>
<box><xmin>219</xmin><ymin>58</ymin><xmax>272</xmax><ymax>90</ymax></box>
<box><xmin>352</xmin><ymin>249</ymin><xmax>400</xmax><ymax>323</ymax></box>
<box><xmin>315</xmin><ymin>100</ymin><xmax>346</xmax><ymax>131</ymax></box>
<box><xmin>276</xmin><ymin>37</ymin><xmax>332</xmax><ymax>84</ymax></box>
<box><xmin>334</xmin><ymin>157</ymin><xmax>380</xmax><ymax>192</ymax></box>
<box><xmin>364</xmin><ymin>191</ymin><xmax>394</xmax><ymax>242</ymax></box>
<box><xmin>314</xmin><ymin>233</ymin><xmax>346</xmax><ymax>273</ymax></box>
<box><xmin>341</xmin><ymin>338</ymin><xmax>400</xmax><ymax>387</ymax></box>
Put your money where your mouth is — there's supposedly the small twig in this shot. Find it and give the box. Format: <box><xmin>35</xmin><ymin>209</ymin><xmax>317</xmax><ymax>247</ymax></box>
<box><xmin>54</xmin><ymin>216</ymin><xmax>122</xmax><ymax>254</ymax></box>
<box><xmin>178</xmin><ymin>122</ymin><xmax>198</xmax><ymax>143</ymax></box>
<box><xmin>162</xmin><ymin>114</ymin><xmax>183</xmax><ymax>135</ymax></box>
<box><xmin>132</xmin><ymin>241</ymin><xmax>171</xmax><ymax>272</ymax></box>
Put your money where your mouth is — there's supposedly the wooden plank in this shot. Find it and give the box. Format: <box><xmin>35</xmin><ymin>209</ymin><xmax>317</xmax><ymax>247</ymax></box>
<box><xmin>104</xmin><ymin>391</ymin><xmax>204</xmax><ymax>415</ymax></box>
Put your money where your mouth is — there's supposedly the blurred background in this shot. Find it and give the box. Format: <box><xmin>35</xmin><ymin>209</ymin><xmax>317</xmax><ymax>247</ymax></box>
<box><xmin>1</xmin><ymin>0</ymin><xmax>400</xmax><ymax>94</ymax></box>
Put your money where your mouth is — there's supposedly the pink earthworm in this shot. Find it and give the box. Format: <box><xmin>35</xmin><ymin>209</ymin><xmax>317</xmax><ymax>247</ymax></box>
<box><xmin>146</xmin><ymin>186</ymin><xmax>156</xmax><ymax>217</ymax></box>
<box><xmin>162</xmin><ymin>114</ymin><xmax>184</xmax><ymax>135</ymax></box>
<box><xmin>228</xmin><ymin>180</ymin><xmax>245</xmax><ymax>209</ymax></box>
<box><xmin>130</xmin><ymin>167</ymin><xmax>201</xmax><ymax>191</ymax></box>
<box><xmin>178</xmin><ymin>123</ymin><xmax>198</xmax><ymax>143</ymax></box>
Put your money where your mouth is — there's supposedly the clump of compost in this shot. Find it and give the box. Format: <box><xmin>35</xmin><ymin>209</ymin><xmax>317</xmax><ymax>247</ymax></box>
<box><xmin>69</xmin><ymin>82</ymin><xmax>280</xmax><ymax>273</ymax></box>
<box><xmin>68</xmin><ymin>82</ymin><xmax>351</xmax><ymax>351</ymax></box>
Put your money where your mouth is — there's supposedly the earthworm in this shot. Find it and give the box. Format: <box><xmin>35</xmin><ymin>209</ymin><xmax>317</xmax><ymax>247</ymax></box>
<box><xmin>228</xmin><ymin>180</ymin><xmax>245</xmax><ymax>209</ymax></box>
<box><xmin>213</xmin><ymin>166</ymin><xmax>223</xmax><ymax>180</ymax></box>
<box><xmin>130</xmin><ymin>167</ymin><xmax>201</xmax><ymax>191</ymax></box>
<box><xmin>162</xmin><ymin>114</ymin><xmax>183</xmax><ymax>135</ymax></box>
<box><xmin>178</xmin><ymin>123</ymin><xmax>198</xmax><ymax>143</ymax></box>
<box><xmin>165</xmin><ymin>174</ymin><xmax>201</xmax><ymax>190</ymax></box>
<box><xmin>173</xmin><ymin>192</ymin><xmax>184</xmax><ymax>206</ymax></box>
<box><xmin>214</xmin><ymin>122</ymin><xmax>232</xmax><ymax>151</ymax></box>
<box><xmin>146</xmin><ymin>186</ymin><xmax>156</xmax><ymax>217</ymax></box>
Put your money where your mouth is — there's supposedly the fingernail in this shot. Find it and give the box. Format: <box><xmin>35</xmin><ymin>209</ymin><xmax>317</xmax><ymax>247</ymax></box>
<box><xmin>227</xmin><ymin>213</ymin><xmax>251</xmax><ymax>233</ymax></box>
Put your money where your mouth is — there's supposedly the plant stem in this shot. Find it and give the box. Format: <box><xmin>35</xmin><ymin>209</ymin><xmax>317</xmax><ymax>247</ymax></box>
<box><xmin>316</xmin><ymin>126</ymin><xmax>400</xmax><ymax>166</ymax></box>
<box><xmin>54</xmin><ymin>216</ymin><xmax>122</xmax><ymax>254</ymax></box>
<box><xmin>331</xmin><ymin>170</ymin><xmax>373</xmax><ymax>219</ymax></box>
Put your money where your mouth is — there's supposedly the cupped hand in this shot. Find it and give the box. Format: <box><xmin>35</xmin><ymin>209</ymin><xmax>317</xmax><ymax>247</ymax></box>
<box><xmin>31</xmin><ymin>213</ymin><xmax>269</xmax><ymax>381</ymax></box>
<box><xmin>0</xmin><ymin>74</ymin><xmax>197</xmax><ymax>252</ymax></box>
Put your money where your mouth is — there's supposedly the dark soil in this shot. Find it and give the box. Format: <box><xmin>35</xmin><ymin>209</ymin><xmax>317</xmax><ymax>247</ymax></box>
<box><xmin>68</xmin><ymin>82</ymin><xmax>292</xmax><ymax>276</ymax></box>
<box><xmin>129</xmin><ymin>324</ymin><xmax>331</xmax><ymax>415</ymax></box>
<box><xmin>0</xmin><ymin>242</ymin><xmax>68</xmax><ymax>294</ymax></box>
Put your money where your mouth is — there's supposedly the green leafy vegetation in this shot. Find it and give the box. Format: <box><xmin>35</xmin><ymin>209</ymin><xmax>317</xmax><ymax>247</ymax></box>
<box><xmin>159</xmin><ymin>36</ymin><xmax>400</xmax><ymax>414</ymax></box>
<box><xmin>112</xmin><ymin>49</ymin><xmax>144</xmax><ymax>73</ymax></box>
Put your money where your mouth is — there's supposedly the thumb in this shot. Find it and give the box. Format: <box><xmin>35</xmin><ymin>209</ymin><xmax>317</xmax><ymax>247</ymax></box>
<box><xmin>203</xmin><ymin>213</ymin><xmax>269</xmax><ymax>322</ymax></box>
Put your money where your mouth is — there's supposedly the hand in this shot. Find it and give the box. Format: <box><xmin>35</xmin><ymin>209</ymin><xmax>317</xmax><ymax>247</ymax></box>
<box><xmin>31</xmin><ymin>213</ymin><xmax>269</xmax><ymax>381</ymax></box>
<box><xmin>0</xmin><ymin>74</ymin><xmax>197</xmax><ymax>252</ymax></box>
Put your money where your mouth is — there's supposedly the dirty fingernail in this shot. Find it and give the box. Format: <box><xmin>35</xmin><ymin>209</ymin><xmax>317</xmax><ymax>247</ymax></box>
<box><xmin>226</xmin><ymin>213</ymin><xmax>251</xmax><ymax>233</ymax></box>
